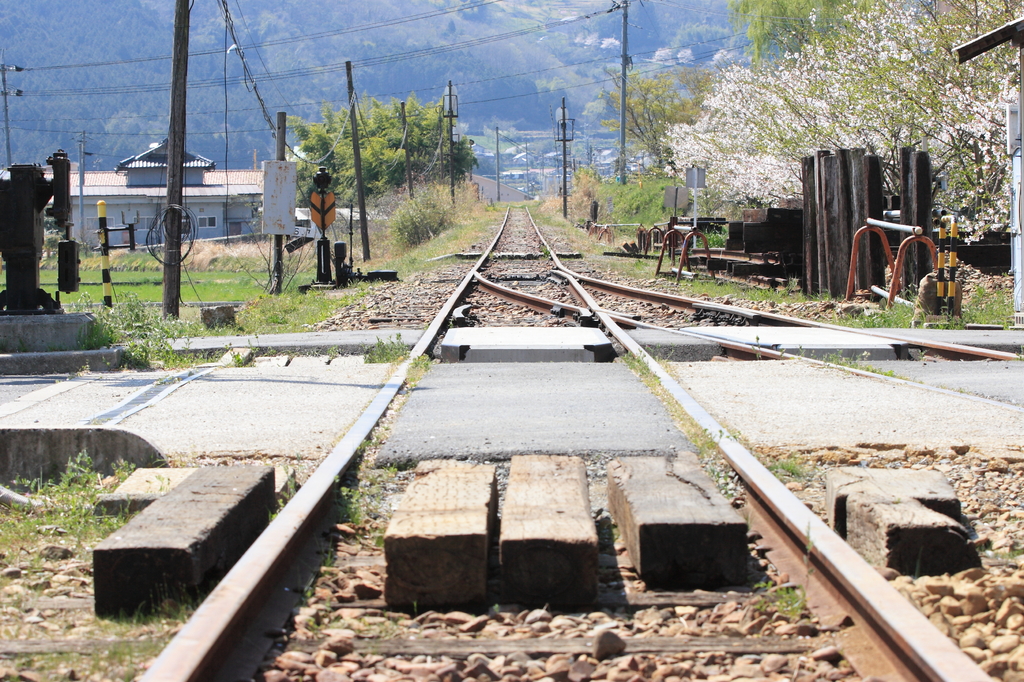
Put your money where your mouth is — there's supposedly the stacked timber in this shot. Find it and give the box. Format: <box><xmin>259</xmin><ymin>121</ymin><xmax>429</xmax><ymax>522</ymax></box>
<box><xmin>802</xmin><ymin>147</ymin><xmax>933</xmax><ymax>297</ymax></box>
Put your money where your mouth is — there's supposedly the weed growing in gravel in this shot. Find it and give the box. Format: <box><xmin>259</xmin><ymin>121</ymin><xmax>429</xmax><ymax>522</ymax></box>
<box><xmin>365</xmin><ymin>334</ymin><xmax>407</xmax><ymax>364</ymax></box>
<box><xmin>3</xmin><ymin>452</ymin><xmax>134</xmax><ymax>557</ymax></box>
<box><xmin>756</xmin><ymin>585</ymin><xmax>807</xmax><ymax>620</ymax></box>
<box><xmin>768</xmin><ymin>457</ymin><xmax>806</xmax><ymax>480</ymax></box>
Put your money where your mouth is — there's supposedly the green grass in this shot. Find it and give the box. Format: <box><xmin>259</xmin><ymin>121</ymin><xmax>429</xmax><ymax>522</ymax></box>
<box><xmin>364</xmin><ymin>334</ymin><xmax>409</xmax><ymax>364</ymax></box>
<box><xmin>40</xmin><ymin>269</ymin><xmax>265</xmax><ymax>304</ymax></box>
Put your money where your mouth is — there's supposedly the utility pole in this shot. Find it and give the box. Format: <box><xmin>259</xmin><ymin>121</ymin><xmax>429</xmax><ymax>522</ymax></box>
<box><xmin>443</xmin><ymin>81</ymin><xmax>458</xmax><ymax>201</ymax></box>
<box><xmin>163</xmin><ymin>0</ymin><xmax>190</xmax><ymax>318</ymax></box>
<box><xmin>495</xmin><ymin>126</ymin><xmax>500</xmax><ymax>203</ymax></box>
<box><xmin>618</xmin><ymin>0</ymin><xmax>629</xmax><ymax>184</ymax></box>
<box><xmin>346</xmin><ymin>62</ymin><xmax>370</xmax><ymax>261</ymax></box>
<box><xmin>1</xmin><ymin>52</ymin><xmax>24</xmax><ymax>169</ymax></box>
<box><xmin>555</xmin><ymin>98</ymin><xmax>575</xmax><ymax>220</ymax></box>
<box><xmin>401</xmin><ymin>101</ymin><xmax>413</xmax><ymax>198</ymax></box>
<box><xmin>78</xmin><ymin>131</ymin><xmax>86</xmax><ymax>242</ymax></box>
<box><xmin>270</xmin><ymin>112</ymin><xmax>286</xmax><ymax>294</ymax></box>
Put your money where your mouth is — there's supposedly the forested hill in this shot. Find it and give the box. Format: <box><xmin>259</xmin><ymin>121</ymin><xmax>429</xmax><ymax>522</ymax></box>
<box><xmin>0</xmin><ymin>0</ymin><xmax>740</xmax><ymax>171</ymax></box>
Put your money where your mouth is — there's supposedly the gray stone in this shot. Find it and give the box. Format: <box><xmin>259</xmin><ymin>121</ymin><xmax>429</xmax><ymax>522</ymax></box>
<box><xmin>200</xmin><ymin>305</ymin><xmax>236</xmax><ymax>328</ymax></box>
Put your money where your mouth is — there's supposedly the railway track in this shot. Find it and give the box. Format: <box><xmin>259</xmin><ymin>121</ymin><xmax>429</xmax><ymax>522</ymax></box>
<box><xmin>129</xmin><ymin>206</ymin><xmax>1000</xmax><ymax>682</ymax></box>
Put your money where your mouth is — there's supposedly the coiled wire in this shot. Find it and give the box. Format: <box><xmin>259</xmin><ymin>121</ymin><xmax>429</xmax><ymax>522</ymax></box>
<box><xmin>146</xmin><ymin>204</ymin><xmax>197</xmax><ymax>266</ymax></box>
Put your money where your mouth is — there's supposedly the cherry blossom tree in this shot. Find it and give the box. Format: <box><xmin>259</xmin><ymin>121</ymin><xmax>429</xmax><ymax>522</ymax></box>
<box><xmin>669</xmin><ymin>0</ymin><xmax>1018</xmax><ymax>225</ymax></box>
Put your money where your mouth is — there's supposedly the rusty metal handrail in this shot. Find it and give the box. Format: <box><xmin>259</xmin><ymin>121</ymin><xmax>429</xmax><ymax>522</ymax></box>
<box><xmin>887</xmin><ymin>235</ymin><xmax>937</xmax><ymax>308</ymax></box>
<box><xmin>845</xmin><ymin>225</ymin><xmax>897</xmax><ymax>300</ymax></box>
<box><xmin>678</xmin><ymin>230</ymin><xmax>711</xmax><ymax>281</ymax></box>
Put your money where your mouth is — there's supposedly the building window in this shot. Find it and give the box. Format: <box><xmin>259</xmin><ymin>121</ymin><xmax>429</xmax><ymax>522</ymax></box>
<box><xmin>197</xmin><ymin>216</ymin><xmax>217</xmax><ymax>228</ymax></box>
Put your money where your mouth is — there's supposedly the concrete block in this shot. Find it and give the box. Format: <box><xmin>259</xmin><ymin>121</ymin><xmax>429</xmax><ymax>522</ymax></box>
<box><xmin>94</xmin><ymin>466</ymin><xmax>295</xmax><ymax>516</ymax></box>
<box><xmin>384</xmin><ymin>460</ymin><xmax>497</xmax><ymax>607</ymax></box>
<box><xmin>93</xmin><ymin>466</ymin><xmax>276</xmax><ymax>615</ymax></box>
<box><xmin>627</xmin><ymin>329</ymin><xmax>721</xmax><ymax>362</ymax></box>
<box><xmin>826</xmin><ymin>468</ymin><xmax>978</xmax><ymax>575</ymax></box>
<box><xmin>500</xmin><ymin>455</ymin><xmax>598</xmax><ymax>605</ymax></box>
<box><xmin>440</xmin><ymin>327</ymin><xmax>615</xmax><ymax>363</ymax></box>
<box><xmin>200</xmin><ymin>305</ymin><xmax>236</xmax><ymax>328</ymax></box>
<box><xmin>606</xmin><ymin>457</ymin><xmax>747</xmax><ymax>588</ymax></box>
<box><xmin>0</xmin><ymin>313</ymin><xmax>95</xmax><ymax>353</ymax></box>
<box><xmin>845</xmin><ymin>492</ymin><xmax>979</xmax><ymax>576</ymax></box>
<box><xmin>0</xmin><ymin>348</ymin><xmax>122</xmax><ymax>375</ymax></box>
<box><xmin>0</xmin><ymin>426</ymin><xmax>164</xmax><ymax>484</ymax></box>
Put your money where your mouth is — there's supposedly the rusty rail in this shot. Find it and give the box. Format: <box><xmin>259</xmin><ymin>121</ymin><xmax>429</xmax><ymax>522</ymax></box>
<box><xmin>140</xmin><ymin>208</ymin><xmax>514</xmax><ymax>682</ymax></box>
<box><xmin>524</xmin><ymin>208</ymin><xmax>988</xmax><ymax>682</ymax></box>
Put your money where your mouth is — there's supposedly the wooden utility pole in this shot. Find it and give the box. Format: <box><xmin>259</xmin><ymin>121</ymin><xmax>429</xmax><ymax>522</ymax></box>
<box><xmin>495</xmin><ymin>126</ymin><xmax>500</xmax><ymax>203</ymax></box>
<box><xmin>163</xmin><ymin>0</ymin><xmax>190</xmax><ymax>318</ymax></box>
<box><xmin>346</xmin><ymin>62</ymin><xmax>370</xmax><ymax>261</ymax></box>
<box><xmin>270</xmin><ymin>111</ymin><xmax>286</xmax><ymax>294</ymax></box>
<box><xmin>401</xmin><ymin>101</ymin><xmax>413</xmax><ymax>198</ymax></box>
<box><xmin>618</xmin><ymin>0</ymin><xmax>629</xmax><ymax>184</ymax></box>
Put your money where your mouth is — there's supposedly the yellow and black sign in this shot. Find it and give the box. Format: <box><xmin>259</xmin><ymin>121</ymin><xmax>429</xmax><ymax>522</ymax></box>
<box><xmin>309</xmin><ymin>191</ymin><xmax>336</xmax><ymax>230</ymax></box>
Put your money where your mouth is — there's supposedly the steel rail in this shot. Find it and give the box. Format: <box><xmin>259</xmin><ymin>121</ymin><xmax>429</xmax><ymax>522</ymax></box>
<box><xmin>141</xmin><ymin>208</ymin><xmax>513</xmax><ymax>682</ymax></box>
<box><xmin>566</xmin><ymin>270</ymin><xmax>1019</xmax><ymax>362</ymax></box>
<box><xmin>523</xmin><ymin>207</ymin><xmax>988</xmax><ymax>682</ymax></box>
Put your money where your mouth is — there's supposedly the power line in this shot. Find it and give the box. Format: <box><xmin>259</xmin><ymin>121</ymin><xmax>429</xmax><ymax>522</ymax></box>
<box><xmin>21</xmin><ymin>8</ymin><xmax>615</xmax><ymax>99</ymax></box>
<box><xmin>23</xmin><ymin>0</ymin><xmax>505</xmax><ymax>72</ymax></box>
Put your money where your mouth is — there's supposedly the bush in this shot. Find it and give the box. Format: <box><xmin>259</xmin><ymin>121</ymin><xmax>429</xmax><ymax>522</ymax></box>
<box><xmin>390</xmin><ymin>183</ymin><xmax>472</xmax><ymax>247</ymax></box>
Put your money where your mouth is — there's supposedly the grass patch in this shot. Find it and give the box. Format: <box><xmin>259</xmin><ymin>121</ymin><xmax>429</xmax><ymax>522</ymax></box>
<box><xmin>767</xmin><ymin>456</ymin><xmax>806</xmax><ymax>480</ymax></box>
<box><xmin>364</xmin><ymin>334</ymin><xmax>408</xmax><ymax>364</ymax></box>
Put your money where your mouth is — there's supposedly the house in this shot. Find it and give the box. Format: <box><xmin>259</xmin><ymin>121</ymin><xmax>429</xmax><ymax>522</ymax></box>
<box><xmin>75</xmin><ymin>140</ymin><xmax>263</xmax><ymax>247</ymax></box>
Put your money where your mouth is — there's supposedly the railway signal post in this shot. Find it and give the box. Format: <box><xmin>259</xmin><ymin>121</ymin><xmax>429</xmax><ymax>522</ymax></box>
<box><xmin>310</xmin><ymin>166</ymin><xmax>336</xmax><ymax>285</ymax></box>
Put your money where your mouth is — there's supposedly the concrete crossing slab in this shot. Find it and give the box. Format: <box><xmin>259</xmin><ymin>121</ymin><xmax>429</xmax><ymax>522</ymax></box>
<box><xmin>440</xmin><ymin>327</ymin><xmax>615</xmax><ymax>363</ymax></box>
<box><xmin>862</xmin><ymin>360</ymin><xmax>1024</xmax><ymax>407</ymax></box>
<box><xmin>682</xmin><ymin>327</ymin><xmax>907</xmax><ymax>360</ymax></box>
<box><xmin>375</xmin><ymin>363</ymin><xmax>693</xmax><ymax>466</ymax></box>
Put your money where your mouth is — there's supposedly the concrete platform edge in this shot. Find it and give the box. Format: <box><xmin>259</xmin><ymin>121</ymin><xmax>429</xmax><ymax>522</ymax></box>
<box><xmin>0</xmin><ymin>348</ymin><xmax>123</xmax><ymax>375</ymax></box>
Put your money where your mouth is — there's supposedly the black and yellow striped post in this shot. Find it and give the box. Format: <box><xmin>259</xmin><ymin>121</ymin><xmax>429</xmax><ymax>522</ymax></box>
<box><xmin>936</xmin><ymin>213</ymin><xmax>948</xmax><ymax>315</ymax></box>
<box><xmin>97</xmin><ymin>200</ymin><xmax>113</xmax><ymax>307</ymax></box>
<box><xmin>947</xmin><ymin>214</ymin><xmax>959</xmax><ymax>316</ymax></box>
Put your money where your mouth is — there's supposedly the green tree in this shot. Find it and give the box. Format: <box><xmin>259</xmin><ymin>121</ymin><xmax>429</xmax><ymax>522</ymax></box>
<box><xmin>289</xmin><ymin>94</ymin><xmax>475</xmax><ymax>204</ymax></box>
<box><xmin>599</xmin><ymin>68</ymin><xmax>712</xmax><ymax>168</ymax></box>
<box><xmin>727</xmin><ymin>0</ymin><xmax>865</xmax><ymax>61</ymax></box>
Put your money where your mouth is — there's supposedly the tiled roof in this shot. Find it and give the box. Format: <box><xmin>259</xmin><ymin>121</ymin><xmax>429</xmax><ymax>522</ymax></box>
<box><xmin>116</xmin><ymin>139</ymin><xmax>216</xmax><ymax>171</ymax></box>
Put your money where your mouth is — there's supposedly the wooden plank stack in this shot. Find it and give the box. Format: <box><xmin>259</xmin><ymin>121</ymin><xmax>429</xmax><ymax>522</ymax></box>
<box><xmin>802</xmin><ymin>146</ymin><xmax>932</xmax><ymax>297</ymax></box>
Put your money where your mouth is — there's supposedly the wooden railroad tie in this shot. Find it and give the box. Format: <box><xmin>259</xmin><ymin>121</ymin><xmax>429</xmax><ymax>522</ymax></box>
<box><xmin>384</xmin><ymin>460</ymin><xmax>497</xmax><ymax>607</ymax></box>
<box><xmin>825</xmin><ymin>467</ymin><xmax>979</xmax><ymax>576</ymax></box>
<box><xmin>92</xmin><ymin>466</ymin><xmax>276</xmax><ymax>616</ymax></box>
<box><xmin>501</xmin><ymin>455</ymin><xmax>599</xmax><ymax>605</ymax></box>
<box><xmin>607</xmin><ymin>456</ymin><xmax>748</xmax><ymax>589</ymax></box>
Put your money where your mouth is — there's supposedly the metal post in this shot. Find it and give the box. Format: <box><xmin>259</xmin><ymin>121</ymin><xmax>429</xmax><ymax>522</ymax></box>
<box><xmin>346</xmin><ymin>62</ymin><xmax>370</xmax><ymax>261</ymax></box>
<box><xmin>98</xmin><ymin>201</ymin><xmax>112</xmax><ymax>308</ymax></box>
<box><xmin>618</xmin><ymin>0</ymin><xmax>629</xmax><ymax>184</ymax></box>
<box><xmin>78</xmin><ymin>131</ymin><xmax>85</xmax><ymax>243</ymax></box>
<box><xmin>1</xmin><ymin>60</ymin><xmax>10</xmax><ymax>169</ymax></box>
<box><xmin>271</xmin><ymin>111</ymin><xmax>285</xmax><ymax>294</ymax></box>
<box><xmin>401</xmin><ymin>101</ymin><xmax>413</xmax><ymax>199</ymax></box>
<box><xmin>495</xmin><ymin>126</ymin><xmax>500</xmax><ymax>203</ymax></box>
<box><xmin>163</xmin><ymin>0</ymin><xmax>190</xmax><ymax>319</ymax></box>
<box><xmin>0</xmin><ymin>53</ymin><xmax>21</xmax><ymax>169</ymax></box>
<box><xmin>444</xmin><ymin>81</ymin><xmax>458</xmax><ymax>202</ymax></box>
